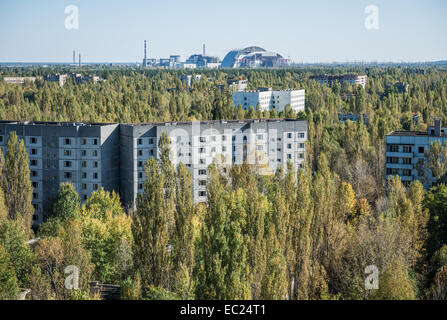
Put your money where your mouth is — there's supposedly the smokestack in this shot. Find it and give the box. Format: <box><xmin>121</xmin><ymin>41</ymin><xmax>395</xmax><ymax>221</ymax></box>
<box><xmin>79</xmin><ymin>53</ymin><xmax>81</xmax><ymax>67</ymax></box>
<box><xmin>203</xmin><ymin>43</ymin><xmax>206</xmax><ymax>57</ymax></box>
<box><xmin>143</xmin><ymin>40</ymin><xmax>148</xmax><ymax>67</ymax></box>
<box><xmin>73</xmin><ymin>50</ymin><xmax>75</xmax><ymax>65</ymax></box>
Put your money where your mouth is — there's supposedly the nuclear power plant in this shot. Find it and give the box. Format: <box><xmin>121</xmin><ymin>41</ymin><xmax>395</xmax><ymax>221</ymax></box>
<box><xmin>140</xmin><ymin>41</ymin><xmax>292</xmax><ymax>69</ymax></box>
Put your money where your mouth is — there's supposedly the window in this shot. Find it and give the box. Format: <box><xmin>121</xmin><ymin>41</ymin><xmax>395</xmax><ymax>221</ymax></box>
<box><xmin>30</xmin><ymin>159</ymin><xmax>37</xmax><ymax>166</ymax></box>
<box><xmin>64</xmin><ymin>172</ymin><xmax>72</xmax><ymax>179</ymax></box>
<box><xmin>82</xmin><ymin>150</ymin><xmax>87</xmax><ymax>156</ymax></box>
<box><xmin>199</xmin><ymin>169</ymin><xmax>206</xmax><ymax>175</ymax></box>
<box><xmin>222</xmin><ymin>135</ymin><xmax>227</xmax><ymax>141</ymax></box>
<box><xmin>138</xmin><ymin>184</ymin><xmax>143</xmax><ymax>190</ymax></box>
<box><xmin>32</xmin><ymin>214</ymin><xmax>38</xmax><ymax>221</ymax></box>
<box><xmin>30</xmin><ymin>137</ymin><xmax>37</xmax><ymax>144</ymax></box>
<box><xmin>211</xmin><ymin>147</ymin><xmax>216</xmax><ymax>152</ymax></box>
<box><xmin>287</xmin><ymin>154</ymin><xmax>292</xmax><ymax>159</ymax></box>
<box><xmin>298</xmin><ymin>153</ymin><xmax>304</xmax><ymax>159</ymax></box>
<box><xmin>287</xmin><ymin>144</ymin><xmax>292</xmax><ymax>149</ymax></box>
<box><xmin>93</xmin><ymin>139</ymin><xmax>98</xmax><ymax>145</ymax></box>
<box><xmin>403</xmin><ymin>146</ymin><xmax>412</xmax><ymax>153</ymax></box>
<box><xmin>31</xmin><ymin>148</ymin><xmax>37</xmax><ymax>155</ymax></box>
<box><xmin>82</xmin><ymin>184</ymin><xmax>87</xmax><ymax>190</ymax></box>
<box><xmin>93</xmin><ymin>172</ymin><xmax>98</xmax><ymax>179</ymax></box>
<box><xmin>211</xmin><ymin>136</ymin><xmax>216</xmax><ymax>142</ymax></box>
<box><xmin>402</xmin><ymin>169</ymin><xmax>412</xmax><ymax>176</ymax></box>
<box><xmin>403</xmin><ymin>158</ymin><xmax>412</xmax><ymax>165</ymax></box>
<box><xmin>93</xmin><ymin>150</ymin><xmax>98</xmax><ymax>157</ymax></box>
<box><xmin>82</xmin><ymin>139</ymin><xmax>87</xmax><ymax>145</ymax></box>
<box><xmin>82</xmin><ymin>172</ymin><xmax>87</xmax><ymax>179</ymax></box>
<box><xmin>199</xmin><ymin>159</ymin><xmax>206</xmax><ymax>165</ymax></box>
<box><xmin>82</xmin><ymin>161</ymin><xmax>87</xmax><ymax>167</ymax></box>
<box><xmin>138</xmin><ymin>161</ymin><xmax>143</xmax><ymax>167</ymax></box>
<box><xmin>298</xmin><ymin>132</ymin><xmax>305</xmax><ymax>139</ymax></box>
<box><xmin>287</xmin><ymin>133</ymin><xmax>292</xmax><ymax>139</ymax></box>
<box><xmin>278</xmin><ymin>159</ymin><xmax>282</xmax><ymax>162</ymax></box>
<box><xmin>277</xmin><ymin>138</ymin><xmax>282</xmax><ymax>141</ymax></box>
<box><xmin>149</xmin><ymin>149</ymin><xmax>154</xmax><ymax>156</ymax></box>
<box><xmin>138</xmin><ymin>150</ymin><xmax>143</xmax><ymax>156</ymax></box>
<box><xmin>65</xmin><ymin>138</ymin><xmax>71</xmax><ymax>145</ymax></box>
<box><xmin>93</xmin><ymin>184</ymin><xmax>98</xmax><ymax>190</ymax></box>
<box><xmin>138</xmin><ymin>138</ymin><xmax>142</xmax><ymax>145</ymax></box>
<box><xmin>83</xmin><ymin>195</ymin><xmax>88</xmax><ymax>201</ymax></box>
<box><xmin>199</xmin><ymin>148</ymin><xmax>205</xmax><ymax>154</ymax></box>
<box><xmin>94</xmin><ymin>161</ymin><xmax>98</xmax><ymax>168</ymax></box>
<box><xmin>33</xmin><ymin>193</ymin><xmax>38</xmax><ymax>199</ymax></box>
<box><xmin>149</xmin><ymin>138</ymin><xmax>154</xmax><ymax>144</ymax></box>
<box><xmin>257</xmin><ymin>134</ymin><xmax>263</xmax><ymax>140</ymax></box>
<box><xmin>388</xmin><ymin>145</ymin><xmax>399</xmax><ymax>152</ymax></box>
<box><xmin>199</xmin><ymin>180</ymin><xmax>206</xmax><ymax>186</ymax></box>
<box><xmin>199</xmin><ymin>137</ymin><xmax>206</xmax><ymax>143</ymax></box>
<box><xmin>222</xmin><ymin>146</ymin><xmax>227</xmax><ymax>152</ymax></box>
<box><xmin>199</xmin><ymin>191</ymin><xmax>206</xmax><ymax>197</ymax></box>
<box><xmin>418</xmin><ymin>146</ymin><xmax>424</xmax><ymax>154</ymax></box>
<box><xmin>32</xmin><ymin>182</ymin><xmax>38</xmax><ymax>188</ymax></box>
<box><xmin>138</xmin><ymin>172</ymin><xmax>143</xmax><ymax>179</ymax></box>
<box><xmin>257</xmin><ymin>145</ymin><xmax>263</xmax><ymax>151</ymax></box>
<box><xmin>31</xmin><ymin>171</ymin><xmax>38</xmax><ymax>177</ymax></box>
<box><xmin>386</xmin><ymin>157</ymin><xmax>399</xmax><ymax>164</ymax></box>
<box><xmin>64</xmin><ymin>150</ymin><xmax>71</xmax><ymax>156</ymax></box>
<box><xmin>64</xmin><ymin>161</ymin><xmax>71</xmax><ymax>168</ymax></box>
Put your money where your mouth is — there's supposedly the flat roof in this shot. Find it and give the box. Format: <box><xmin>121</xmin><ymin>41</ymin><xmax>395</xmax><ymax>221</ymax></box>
<box><xmin>386</xmin><ymin>131</ymin><xmax>429</xmax><ymax>137</ymax></box>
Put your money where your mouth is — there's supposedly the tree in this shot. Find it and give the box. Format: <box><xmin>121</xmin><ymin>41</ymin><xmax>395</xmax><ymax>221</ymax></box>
<box><xmin>425</xmin><ymin>141</ymin><xmax>447</xmax><ymax>183</ymax></box>
<box><xmin>194</xmin><ymin>165</ymin><xmax>251</xmax><ymax>299</ymax></box>
<box><xmin>372</xmin><ymin>259</ymin><xmax>416</xmax><ymax>300</ymax></box>
<box><xmin>172</xmin><ymin>163</ymin><xmax>195</xmax><ymax>298</ymax></box>
<box><xmin>51</xmin><ymin>183</ymin><xmax>80</xmax><ymax>222</ymax></box>
<box><xmin>0</xmin><ymin>245</ymin><xmax>19</xmax><ymax>300</ymax></box>
<box><xmin>1</xmin><ymin>132</ymin><xmax>34</xmax><ymax>235</ymax></box>
<box><xmin>132</xmin><ymin>157</ymin><xmax>172</xmax><ymax>293</ymax></box>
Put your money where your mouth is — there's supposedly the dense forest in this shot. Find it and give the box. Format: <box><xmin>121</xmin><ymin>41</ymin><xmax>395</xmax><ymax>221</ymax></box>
<box><xmin>0</xmin><ymin>66</ymin><xmax>446</xmax><ymax>300</ymax></box>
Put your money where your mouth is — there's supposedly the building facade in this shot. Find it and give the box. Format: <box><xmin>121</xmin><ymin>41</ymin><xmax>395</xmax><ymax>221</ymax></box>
<box><xmin>0</xmin><ymin>119</ymin><xmax>307</xmax><ymax>225</ymax></box>
<box><xmin>310</xmin><ymin>74</ymin><xmax>367</xmax><ymax>88</ymax></box>
<box><xmin>232</xmin><ymin>89</ymin><xmax>305</xmax><ymax>113</ymax></box>
<box><xmin>385</xmin><ymin>120</ymin><xmax>447</xmax><ymax>188</ymax></box>
<box><xmin>0</xmin><ymin>121</ymin><xmax>120</xmax><ymax>227</ymax></box>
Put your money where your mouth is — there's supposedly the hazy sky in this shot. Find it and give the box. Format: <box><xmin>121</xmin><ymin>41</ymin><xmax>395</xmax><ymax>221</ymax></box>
<box><xmin>0</xmin><ymin>0</ymin><xmax>446</xmax><ymax>63</ymax></box>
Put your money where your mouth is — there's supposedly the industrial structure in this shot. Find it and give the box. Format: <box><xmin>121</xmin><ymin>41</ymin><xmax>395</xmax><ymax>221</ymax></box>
<box><xmin>0</xmin><ymin>119</ymin><xmax>307</xmax><ymax>226</ymax></box>
<box><xmin>221</xmin><ymin>46</ymin><xmax>291</xmax><ymax>68</ymax></box>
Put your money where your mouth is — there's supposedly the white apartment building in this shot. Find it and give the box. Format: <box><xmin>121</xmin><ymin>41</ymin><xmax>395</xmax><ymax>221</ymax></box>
<box><xmin>232</xmin><ymin>89</ymin><xmax>305</xmax><ymax>113</ymax></box>
<box><xmin>385</xmin><ymin>120</ymin><xmax>447</xmax><ymax>188</ymax></box>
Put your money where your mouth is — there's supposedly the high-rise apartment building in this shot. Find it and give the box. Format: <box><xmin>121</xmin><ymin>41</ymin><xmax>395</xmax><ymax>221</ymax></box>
<box><xmin>0</xmin><ymin>119</ymin><xmax>307</xmax><ymax>225</ymax></box>
<box><xmin>310</xmin><ymin>74</ymin><xmax>367</xmax><ymax>88</ymax></box>
<box><xmin>385</xmin><ymin>120</ymin><xmax>447</xmax><ymax>188</ymax></box>
<box><xmin>232</xmin><ymin>89</ymin><xmax>305</xmax><ymax>113</ymax></box>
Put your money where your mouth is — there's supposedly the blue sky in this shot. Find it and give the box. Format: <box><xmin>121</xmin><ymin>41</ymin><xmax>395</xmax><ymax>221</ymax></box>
<box><xmin>0</xmin><ymin>0</ymin><xmax>446</xmax><ymax>63</ymax></box>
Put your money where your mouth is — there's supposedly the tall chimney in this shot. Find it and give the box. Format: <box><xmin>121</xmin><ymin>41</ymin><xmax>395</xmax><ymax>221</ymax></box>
<box><xmin>143</xmin><ymin>40</ymin><xmax>147</xmax><ymax>67</ymax></box>
<box><xmin>73</xmin><ymin>50</ymin><xmax>75</xmax><ymax>65</ymax></box>
<box><xmin>79</xmin><ymin>53</ymin><xmax>81</xmax><ymax>67</ymax></box>
<box><xmin>203</xmin><ymin>43</ymin><xmax>206</xmax><ymax>57</ymax></box>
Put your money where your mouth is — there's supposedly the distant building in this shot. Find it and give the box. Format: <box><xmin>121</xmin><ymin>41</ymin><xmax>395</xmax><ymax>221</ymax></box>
<box><xmin>385</xmin><ymin>119</ymin><xmax>447</xmax><ymax>188</ymax></box>
<box><xmin>222</xmin><ymin>46</ymin><xmax>290</xmax><ymax>68</ymax></box>
<box><xmin>43</xmin><ymin>74</ymin><xmax>68</xmax><ymax>87</ymax></box>
<box><xmin>185</xmin><ymin>54</ymin><xmax>221</xmax><ymax>68</ymax></box>
<box><xmin>3</xmin><ymin>77</ymin><xmax>36</xmax><ymax>85</ymax></box>
<box><xmin>179</xmin><ymin>74</ymin><xmax>202</xmax><ymax>87</ymax></box>
<box><xmin>70</xmin><ymin>73</ymin><xmax>100</xmax><ymax>85</ymax></box>
<box><xmin>310</xmin><ymin>74</ymin><xmax>367</xmax><ymax>88</ymax></box>
<box><xmin>338</xmin><ymin>113</ymin><xmax>368</xmax><ymax>125</ymax></box>
<box><xmin>227</xmin><ymin>79</ymin><xmax>248</xmax><ymax>92</ymax></box>
<box><xmin>232</xmin><ymin>89</ymin><xmax>305</xmax><ymax>113</ymax></box>
<box><xmin>386</xmin><ymin>82</ymin><xmax>409</xmax><ymax>94</ymax></box>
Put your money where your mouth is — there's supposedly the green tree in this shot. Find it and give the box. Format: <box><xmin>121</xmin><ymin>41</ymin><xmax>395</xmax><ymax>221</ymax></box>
<box><xmin>0</xmin><ymin>245</ymin><xmax>19</xmax><ymax>300</ymax></box>
<box><xmin>51</xmin><ymin>183</ymin><xmax>80</xmax><ymax>222</ymax></box>
<box><xmin>1</xmin><ymin>132</ymin><xmax>34</xmax><ymax>235</ymax></box>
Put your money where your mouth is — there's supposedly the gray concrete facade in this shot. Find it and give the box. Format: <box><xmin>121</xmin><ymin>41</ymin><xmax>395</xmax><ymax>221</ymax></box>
<box><xmin>0</xmin><ymin>119</ymin><xmax>307</xmax><ymax>225</ymax></box>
